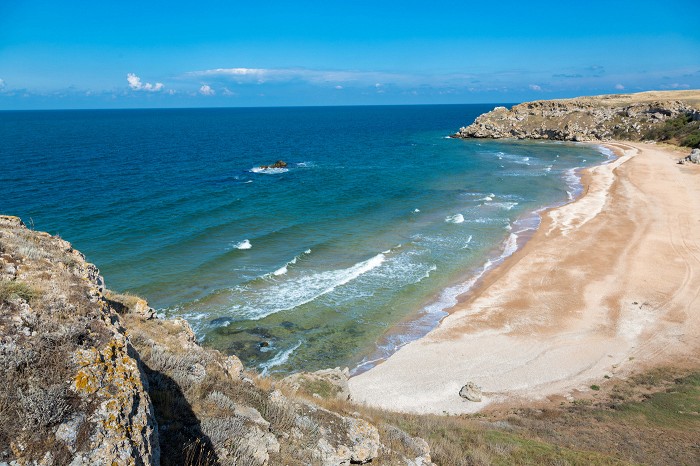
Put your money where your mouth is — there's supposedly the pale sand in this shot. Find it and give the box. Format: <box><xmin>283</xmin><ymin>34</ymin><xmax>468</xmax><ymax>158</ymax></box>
<box><xmin>349</xmin><ymin>142</ymin><xmax>700</xmax><ymax>414</ymax></box>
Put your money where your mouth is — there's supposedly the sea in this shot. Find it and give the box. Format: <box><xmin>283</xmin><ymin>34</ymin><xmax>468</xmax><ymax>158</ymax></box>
<box><xmin>0</xmin><ymin>105</ymin><xmax>612</xmax><ymax>375</ymax></box>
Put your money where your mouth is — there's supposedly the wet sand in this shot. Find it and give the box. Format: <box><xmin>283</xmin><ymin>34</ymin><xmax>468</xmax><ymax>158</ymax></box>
<box><xmin>349</xmin><ymin>142</ymin><xmax>700</xmax><ymax>414</ymax></box>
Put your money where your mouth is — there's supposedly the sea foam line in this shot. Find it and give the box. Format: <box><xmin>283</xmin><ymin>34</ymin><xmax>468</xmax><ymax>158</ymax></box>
<box><xmin>352</xmin><ymin>230</ymin><xmax>525</xmax><ymax>376</ymax></box>
<box><xmin>231</xmin><ymin>252</ymin><xmax>386</xmax><ymax>320</ymax></box>
<box><xmin>259</xmin><ymin>341</ymin><xmax>302</xmax><ymax>375</ymax></box>
<box><xmin>271</xmin><ymin>249</ymin><xmax>312</xmax><ymax>276</ymax></box>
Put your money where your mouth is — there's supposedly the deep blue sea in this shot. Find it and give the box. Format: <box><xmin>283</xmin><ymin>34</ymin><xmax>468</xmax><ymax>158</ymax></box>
<box><xmin>0</xmin><ymin>105</ymin><xmax>611</xmax><ymax>374</ymax></box>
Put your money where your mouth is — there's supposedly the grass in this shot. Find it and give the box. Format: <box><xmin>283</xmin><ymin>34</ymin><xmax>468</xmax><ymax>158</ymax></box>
<box><xmin>0</xmin><ymin>280</ymin><xmax>40</xmax><ymax>303</ymax></box>
<box><xmin>611</xmin><ymin>372</ymin><xmax>700</xmax><ymax>429</ymax></box>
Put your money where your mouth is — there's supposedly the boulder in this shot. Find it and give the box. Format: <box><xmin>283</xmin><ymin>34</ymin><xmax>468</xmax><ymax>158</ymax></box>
<box><xmin>459</xmin><ymin>382</ymin><xmax>482</xmax><ymax>402</ymax></box>
<box><xmin>690</xmin><ymin>148</ymin><xmax>700</xmax><ymax>164</ymax></box>
<box><xmin>259</xmin><ymin>160</ymin><xmax>287</xmax><ymax>169</ymax></box>
<box><xmin>679</xmin><ymin>148</ymin><xmax>700</xmax><ymax>164</ymax></box>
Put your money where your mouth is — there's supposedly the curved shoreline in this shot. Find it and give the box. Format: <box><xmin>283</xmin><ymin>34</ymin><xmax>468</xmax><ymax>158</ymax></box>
<box><xmin>349</xmin><ymin>141</ymin><xmax>700</xmax><ymax>414</ymax></box>
<box><xmin>351</xmin><ymin>143</ymin><xmax>613</xmax><ymax>376</ymax></box>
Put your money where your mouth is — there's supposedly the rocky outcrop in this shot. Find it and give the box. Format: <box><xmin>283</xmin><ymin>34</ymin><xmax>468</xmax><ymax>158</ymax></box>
<box><xmin>0</xmin><ymin>215</ymin><xmax>158</xmax><ymax>465</ymax></box>
<box><xmin>280</xmin><ymin>367</ymin><xmax>351</xmax><ymax>400</ymax></box>
<box><xmin>0</xmin><ymin>215</ymin><xmax>434</xmax><ymax>465</ymax></box>
<box><xmin>455</xmin><ymin>90</ymin><xmax>700</xmax><ymax>143</ymax></box>
<box><xmin>459</xmin><ymin>382</ymin><xmax>482</xmax><ymax>402</ymax></box>
<box><xmin>259</xmin><ymin>160</ymin><xmax>287</xmax><ymax>169</ymax></box>
<box><xmin>679</xmin><ymin>148</ymin><xmax>700</xmax><ymax>164</ymax></box>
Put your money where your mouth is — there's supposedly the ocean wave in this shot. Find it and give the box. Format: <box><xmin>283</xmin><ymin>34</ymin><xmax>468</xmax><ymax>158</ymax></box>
<box><xmin>296</xmin><ymin>161</ymin><xmax>315</xmax><ymax>168</ymax></box>
<box><xmin>250</xmin><ymin>167</ymin><xmax>289</xmax><ymax>174</ymax></box>
<box><xmin>259</xmin><ymin>340</ymin><xmax>302</xmax><ymax>375</ymax></box>
<box><xmin>233</xmin><ymin>239</ymin><xmax>252</xmax><ymax>250</ymax></box>
<box><xmin>353</xmin><ymin>230</ymin><xmax>526</xmax><ymax>375</ymax></box>
<box><xmin>271</xmin><ymin>249</ymin><xmax>312</xmax><ymax>276</ymax></box>
<box><xmin>461</xmin><ymin>235</ymin><xmax>473</xmax><ymax>249</ymax></box>
<box><xmin>596</xmin><ymin>145</ymin><xmax>616</xmax><ymax>160</ymax></box>
<box><xmin>445</xmin><ymin>213</ymin><xmax>465</xmax><ymax>224</ymax></box>
<box><xmin>229</xmin><ymin>253</ymin><xmax>386</xmax><ymax>320</ymax></box>
<box><xmin>563</xmin><ymin>168</ymin><xmax>581</xmax><ymax>200</ymax></box>
<box><xmin>484</xmin><ymin>201</ymin><xmax>518</xmax><ymax>210</ymax></box>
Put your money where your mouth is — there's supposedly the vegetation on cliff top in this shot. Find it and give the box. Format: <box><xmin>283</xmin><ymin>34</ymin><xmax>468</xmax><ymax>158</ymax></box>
<box><xmin>642</xmin><ymin>113</ymin><xmax>700</xmax><ymax>148</ymax></box>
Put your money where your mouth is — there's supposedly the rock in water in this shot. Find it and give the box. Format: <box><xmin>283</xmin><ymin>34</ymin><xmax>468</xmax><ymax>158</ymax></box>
<box><xmin>259</xmin><ymin>160</ymin><xmax>287</xmax><ymax>169</ymax></box>
<box><xmin>459</xmin><ymin>382</ymin><xmax>482</xmax><ymax>402</ymax></box>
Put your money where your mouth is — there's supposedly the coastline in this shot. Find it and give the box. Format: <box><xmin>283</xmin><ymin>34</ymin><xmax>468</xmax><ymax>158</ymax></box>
<box><xmin>349</xmin><ymin>141</ymin><xmax>700</xmax><ymax>414</ymax></box>
<box><xmin>351</xmin><ymin>142</ymin><xmax>614</xmax><ymax>376</ymax></box>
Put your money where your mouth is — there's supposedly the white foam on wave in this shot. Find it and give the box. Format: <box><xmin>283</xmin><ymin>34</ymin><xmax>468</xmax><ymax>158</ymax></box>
<box><xmin>296</xmin><ymin>161</ymin><xmax>315</xmax><ymax>168</ymax></box>
<box><xmin>259</xmin><ymin>341</ymin><xmax>302</xmax><ymax>375</ymax></box>
<box><xmin>461</xmin><ymin>235</ymin><xmax>473</xmax><ymax>249</ymax></box>
<box><xmin>413</xmin><ymin>208</ymin><xmax>420</xmax><ymax>213</ymax></box>
<box><xmin>250</xmin><ymin>167</ymin><xmax>289</xmax><ymax>174</ymax></box>
<box><xmin>445</xmin><ymin>213</ymin><xmax>465</xmax><ymax>224</ymax></box>
<box><xmin>230</xmin><ymin>253</ymin><xmax>386</xmax><ymax>320</ymax></box>
<box><xmin>596</xmin><ymin>145</ymin><xmax>616</xmax><ymax>160</ymax></box>
<box><xmin>563</xmin><ymin>168</ymin><xmax>581</xmax><ymax>201</ymax></box>
<box><xmin>352</xmin><ymin>231</ymin><xmax>524</xmax><ymax>375</ymax></box>
<box><xmin>271</xmin><ymin>249</ymin><xmax>312</xmax><ymax>276</ymax></box>
<box><xmin>233</xmin><ymin>239</ymin><xmax>252</xmax><ymax>250</ymax></box>
<box><xmin>484</xmin><ymin>201</ymin><xmax>518</xmax><ymax>210</ymax></box>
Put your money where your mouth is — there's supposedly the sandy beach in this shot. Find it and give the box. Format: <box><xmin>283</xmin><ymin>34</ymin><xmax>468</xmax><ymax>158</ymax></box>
<box><xmin>349</xmin><ymin>142</ymin><xmax>700</xmax><ymax>414</ymax></box>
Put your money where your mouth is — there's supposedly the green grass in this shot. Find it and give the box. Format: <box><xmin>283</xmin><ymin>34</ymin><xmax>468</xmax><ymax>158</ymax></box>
<box><xmin>0</xmin><ymin>280</ymin><xmax>39</xmax><ymax>303</ymax></box>
<box><xmin>611</xmin><ymin>373</ymin><xmax>700</xmax><ymax>429</ymax></box>
<box><xmin>298</xmin><ymin>378</ymin><xmax>341</xmax><ymax>399</ymax></box>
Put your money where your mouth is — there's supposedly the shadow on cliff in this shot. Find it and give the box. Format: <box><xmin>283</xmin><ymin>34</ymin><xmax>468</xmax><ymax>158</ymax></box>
<box><xmin>139</xmin><ymin>361</ymin><xmax>220</xmax><ymax>465</ymax></box>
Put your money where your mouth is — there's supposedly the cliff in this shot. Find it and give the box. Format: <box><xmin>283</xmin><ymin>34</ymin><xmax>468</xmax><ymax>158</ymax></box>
<box><xmin>0</xmin><ymin>216</ymin><xmax>432</xmax><ymax>465</ymax></box>
<box><xmin>455</xmin><ymin>90</ymin><xmax>700</xmax><ymax>146</ymax></box>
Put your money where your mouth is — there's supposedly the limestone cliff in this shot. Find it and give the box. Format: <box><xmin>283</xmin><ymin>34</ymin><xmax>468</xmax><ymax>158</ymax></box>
<box><xmin>0</xmin><ymin>216</ymin><xmax>433</xmax><ymax>465</ymax></box>
<box><xmin>455</xmin><ymin>90</ymin><xmax>700</xmax><ymax>144</ymax></box>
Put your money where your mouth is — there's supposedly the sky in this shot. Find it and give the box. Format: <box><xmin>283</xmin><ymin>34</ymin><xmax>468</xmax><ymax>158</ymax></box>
<box><xmin>1</xmin><ymin>0</ymin><xmax>699</xmax><ymax>109</ymax></box>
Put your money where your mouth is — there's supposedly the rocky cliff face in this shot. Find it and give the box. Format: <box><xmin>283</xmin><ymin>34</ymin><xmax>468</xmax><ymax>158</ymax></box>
<box><xmin>455</xmin><ymin>90</ymin><xmax>700</xmax><ymax>143</ymax></box>
<box><xmin>0</xmin><ymin>216</ymin><xmax>432</xmax><ymax>465</ymax></box>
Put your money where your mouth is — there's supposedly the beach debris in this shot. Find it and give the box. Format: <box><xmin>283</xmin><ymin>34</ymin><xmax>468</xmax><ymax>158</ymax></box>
<box><xmin>678</xmin><ymin>148</ymin><xmax>700</xmax><ymax>164</ymax></box>
<box><xmin>259</xmin><ymin>160</ymin><xmax>288</xmax><ymax>169</ymax></box>
<box><xmin>459</xmin><ymin>382</ymin><xmax>482</xmax><ymax>402</ymax></box>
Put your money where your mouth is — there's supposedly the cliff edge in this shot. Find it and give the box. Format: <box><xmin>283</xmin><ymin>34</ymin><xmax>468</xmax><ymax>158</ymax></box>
<box><xmin>455</xmin><ymin>90</ymin><xmax>700</xmax><ymax>146</ymax></box>
<box><xmin>0</xmin><ymin>216</ymin><xmax>432</xmax><ymax>466</ymax></box>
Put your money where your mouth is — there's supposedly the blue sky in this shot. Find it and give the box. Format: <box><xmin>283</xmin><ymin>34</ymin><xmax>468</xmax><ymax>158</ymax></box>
<box><xmin>1</xmin><ymin>0</ymin><xmax>699</xmax><ymax>109</ymax></box>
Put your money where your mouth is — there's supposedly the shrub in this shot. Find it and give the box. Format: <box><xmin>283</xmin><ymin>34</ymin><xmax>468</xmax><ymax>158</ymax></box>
<box><xmin>0</xmin><ymin>280</ymin><xmax>39</xmax><ymax>303</ymax></box>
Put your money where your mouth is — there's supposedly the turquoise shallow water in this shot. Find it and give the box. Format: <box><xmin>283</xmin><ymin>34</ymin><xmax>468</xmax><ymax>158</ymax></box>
<box><xmin>0</xmin><ymin>105</ymin><xmax>611</xmax><ymax>374</ymax></box>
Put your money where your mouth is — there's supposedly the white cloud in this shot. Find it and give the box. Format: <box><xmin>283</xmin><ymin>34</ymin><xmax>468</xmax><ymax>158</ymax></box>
<box><xmin>529</xmin><ymin>84</ymin><xmax>542</xmax><ymax>91</ymax></box>
<box><xmin>614</xmin><ymin>83</ymin><xmax>625</xmax><ymax>90</ymax></box>
<box><xmin>222</xmin><ymin>87</ymin><xmax>236</xmax><ymax>96</ymax></box>
<box><xmin>127</xmin><ymin>73</ymin><xmax>164</xmax><ymax>92</ymax></box>
<box><xmin>199</xmin><ymin>84</ymin><xmax>215</xmax><ymax>96</ymax></box>
<box><xmin>186</xmin><ymin>67</ymin><xmax>419</xmax><ymax>87</ymax></box>
<box><xmin>334</xmin><ymin>85</ymin><xmax>343</xmax><ymax>90</ymax></box>
<box><xmin>0</xmin><ymin>78</ymin><xmax>5</xmax><ymax>91</ymax></box>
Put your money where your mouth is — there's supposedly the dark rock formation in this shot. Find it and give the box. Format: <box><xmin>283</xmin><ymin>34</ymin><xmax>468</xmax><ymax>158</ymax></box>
<box><xmin>259</xmin><ymin>160</ymin><xmax>288</xmax><ymax>169</ymax></box>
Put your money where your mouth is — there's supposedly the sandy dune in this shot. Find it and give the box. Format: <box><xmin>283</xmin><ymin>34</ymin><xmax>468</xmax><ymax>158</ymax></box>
<box><xmin>349</xmin><ymin>142</ymin><xmax>700</xmax><ymax>414</ymax></box>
